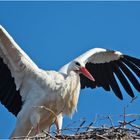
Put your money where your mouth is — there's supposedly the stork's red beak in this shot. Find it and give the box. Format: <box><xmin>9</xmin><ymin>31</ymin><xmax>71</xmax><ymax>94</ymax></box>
<box><xmin>79</xmin><ymin>67</ymin><xmax>95</xmax><ymax>81</ymax></box>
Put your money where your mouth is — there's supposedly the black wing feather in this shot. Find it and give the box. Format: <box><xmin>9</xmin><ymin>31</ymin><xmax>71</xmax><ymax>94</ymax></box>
<box><xmin>98</xmin><ymin>63</ymin><xmax>110</xmax><ymax>91</ymax></box>
<box><xmin>80</xmin><ymin>55</ymin><xmax>140</xmax><ymax>99</ymax></box>
<box><xmin>117</xmin><ymin>60</ymin><xmax>140</xmax><ymax>92</ymax></box>
<box><xmin>124</xmin><ymin>55</ymin><xmax>140</xmax><ymax>68</ymax></box>
<box><xmin>111</xmin><ymin>61</ymin><xmax>134</xmax><ymax>98</ymax></box>
<box><xmin>121</xmin><ymin>57</ymin><xmax>140</xmax><ymax>78</ymax></box>
<box><xmin>0</xmin><ymin>57</ymin><xmax>22</xmax><ymax>116</ymax></box>
<box><xmin>106</xmin><ymin>63</ymin><xmax>123</xmax><ymax>100</ymax></box>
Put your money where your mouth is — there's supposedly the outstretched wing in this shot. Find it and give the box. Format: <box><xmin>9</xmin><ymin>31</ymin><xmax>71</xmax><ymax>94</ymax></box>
<box><xmin>77</xmin><ymin>48</ymin><xmax>140</xmax><ymax>100</ymax></box>
<box><xmin>0</xmin><ymin>25</ymin><xmax>39</xmax><ymax>116</ymax></box>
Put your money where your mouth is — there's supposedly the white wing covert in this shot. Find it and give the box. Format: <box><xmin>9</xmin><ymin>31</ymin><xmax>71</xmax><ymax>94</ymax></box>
<box><xmin>0</xmin><ymin>25</ymin><xmax>39</xmax><ymax>116</ymax></box>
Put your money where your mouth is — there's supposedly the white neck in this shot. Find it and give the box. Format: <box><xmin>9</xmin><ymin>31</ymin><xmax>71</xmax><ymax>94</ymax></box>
<box><xmin>63</xmin><ymin>71</ymin><xmax>81</xmax><ymax>116</ymax></box>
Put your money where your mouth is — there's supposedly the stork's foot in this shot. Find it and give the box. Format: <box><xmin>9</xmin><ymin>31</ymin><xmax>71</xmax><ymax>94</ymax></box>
<box><xmin>56</xmin><ymin>129</ymin><xmax>61</xmax><ymax>134</ymax></box>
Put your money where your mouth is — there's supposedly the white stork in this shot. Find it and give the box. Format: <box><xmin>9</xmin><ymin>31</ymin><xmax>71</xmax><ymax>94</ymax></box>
<box><xmin>0</xmin><ymin>25</ymin><xmax>140</xmax><ymax>138</ymax></box>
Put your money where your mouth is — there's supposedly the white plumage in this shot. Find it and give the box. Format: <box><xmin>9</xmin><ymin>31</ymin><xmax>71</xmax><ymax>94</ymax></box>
<box><xmin>0</xmin><ymin>25</ymin><xmax>139</xmax><ymax>138</ymax></box>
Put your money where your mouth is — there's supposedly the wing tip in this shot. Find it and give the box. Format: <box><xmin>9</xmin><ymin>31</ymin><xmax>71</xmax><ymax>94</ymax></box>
<box><xmin>119</xmin><ymin>96</ymin><xmax>123</xmax><ymax>100</ymax></box>
<box><xmin>116</xmin><ymin>92</ymin><xmax>123</xmax><ymax>100</ymax></box>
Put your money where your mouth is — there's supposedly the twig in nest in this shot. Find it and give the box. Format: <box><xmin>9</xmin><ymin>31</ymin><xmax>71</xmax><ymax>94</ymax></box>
<box><xmin>11</xmin><ymin>127</ymin><xmax>34</xmax><ymax>140</ymax></box>
<box><xmin>42</xmin><ymin>130</ymin><xmax>59</xmax><ymax>140</ymax></box>
<box><xmin>25</xmin><ymin>127</ymin><xmax>34</xmax><ymax>140</ymax></box>
<box><xmin>95</xmin><ymin>134</ymin><xmax>110</xmax><ymax>140</ymax></box>
<box><xmin>107</xmin><ymin>115</ymin><xmax>114</xmax><ymax>127</ymax></box>
<box><xmin>122</xmin><ymin>96</ymin><xmax>138</xmax><ymax>128</ymax></box>
<box><xmin>76</xmin><ymin>119</ymin><xmax>86</xmax><ymax>133</ymax></box>
<box><xmin>128</xmin><ymin>122</ymin><xmax>140</xmax><ymax>130</ymax></box>
<box><xmin>86</xmin><ymin>122</ymin><xmax>94</xmax><ymax>131</ymax></box>
<box><xmin>119</xmin><ymin>119</ymin><xmax>136</xmax><ymax>127</ymax></box>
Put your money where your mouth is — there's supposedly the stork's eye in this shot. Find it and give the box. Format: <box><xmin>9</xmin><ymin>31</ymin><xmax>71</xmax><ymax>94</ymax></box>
<box><xmin>75</xmin><ymin>62</ymin><xmax>81</xmax><ymax>66</ymax></box>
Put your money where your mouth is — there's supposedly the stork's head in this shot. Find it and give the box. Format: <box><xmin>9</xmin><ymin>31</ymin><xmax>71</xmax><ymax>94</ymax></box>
<box><xmin>68</xmin><ymin>60</ymin><xmax>95</xmax><ymax>81</ymax></box>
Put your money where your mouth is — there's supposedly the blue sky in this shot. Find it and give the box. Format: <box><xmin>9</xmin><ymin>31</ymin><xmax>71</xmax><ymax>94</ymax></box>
<box><xmin>0</xmin><ymin>1</ymin><xmax>140</xmax><ymax>138</ymax></box>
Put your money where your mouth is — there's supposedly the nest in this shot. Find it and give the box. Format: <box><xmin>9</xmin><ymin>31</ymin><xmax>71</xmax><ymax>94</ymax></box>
<box><xmin>13</xmin><ymin>98</ymin><xmax>140</xmax><ymax>140</ymax></box>
<box><xmin>55</xmin><ymin>126</ymin><xmax>140</xmax><ymax>139</ymax></box>
<box><xmin>26</xmin><ymin>125</ymin><xmax>140</xmax><ymax>140</ymax></box>
<box><xmin>18</xmin><ymin>114</ymin><xmax>140</xmax><ymax>140</ymax></box>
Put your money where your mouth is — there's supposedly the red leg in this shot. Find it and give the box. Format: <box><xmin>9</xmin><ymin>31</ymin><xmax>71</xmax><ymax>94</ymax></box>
<box><xmin>54</xmin><ymin>113</ymin><xmax>63</xmax><ymax>134</ymax></box>
<box><xmin>55</xmin><ymin>119</ymin><xmax>61</xmax><ymax>134</ymax></box>
<box><xmin>35</xmin><ymin>123</ymin><xmax>40</xmax><ymax>135</ymax></box>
